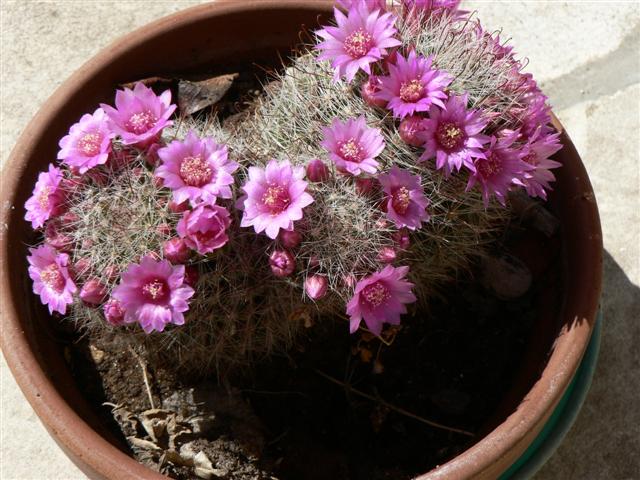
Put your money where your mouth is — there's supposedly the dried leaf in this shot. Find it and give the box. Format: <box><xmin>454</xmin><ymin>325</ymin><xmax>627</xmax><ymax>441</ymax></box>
<box><xmin>178</xmin><ymin>74</ymin><xmax>238</xmax><ymax>115</ymax></box>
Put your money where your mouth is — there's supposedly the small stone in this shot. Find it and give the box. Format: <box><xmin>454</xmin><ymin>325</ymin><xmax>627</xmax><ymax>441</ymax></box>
<box><xmin>89</xmin><ymin>344</ymin><xmax>105</xmax><ymax>364</ymax></box>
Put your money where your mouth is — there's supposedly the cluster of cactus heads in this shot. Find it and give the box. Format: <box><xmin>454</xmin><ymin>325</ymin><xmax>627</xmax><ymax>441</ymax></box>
<box><xmin>24</xmin><ymin>0</ymin><xmax>562</xmax><ymax>373</ymax></box>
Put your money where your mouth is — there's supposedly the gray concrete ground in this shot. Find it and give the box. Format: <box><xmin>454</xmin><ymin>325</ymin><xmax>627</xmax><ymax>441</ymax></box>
<box><xmin>1</xmin><ymin>1</ymin><xmax>638</xmax><ymax>479</ymax></box>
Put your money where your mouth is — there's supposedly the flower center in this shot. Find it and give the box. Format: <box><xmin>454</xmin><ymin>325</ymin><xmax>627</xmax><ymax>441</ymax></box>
<box><xmin>40</xmin><ymin>263</ymin><xmax>65</xmax><ymax>292</ymax></box>
<box><xmin>436</xmin><ymin>122</ymin><xmax>465</xmax><ymax>150</ymax></box>
<box><xmin>522</xmin><ymin>152</ymin><xmax>539</xmax><ymax>166</ymax></box>
<box><xmin>125</xmin><ymin>110</ymin><xmax>157</xmax><ymax>134</ymax></box>
<box><xmin>362</xmin><ymin>282</ymin><xmax>390</xmax><ymax>308</ymax></box>
<box><xmin>37</xmin><ymin>186</ymin><xmax>51</xmax><ymax>210</ymax></box>
<box><xmin>477</xmin><ymin>152</ymin><xmax>502</xmax><ymax>179</ymax></box>
<box><xmin>262</xmin><ymin>184</ymin><xmax>291</xmax><ymax>215</ymax></box>
<box><xmin>141</xmin><ymin>278</ymin><xmax>168</xmax><ymax>301</ymax></box>
<box><xmin>338</xmin><ymin>138</ymin><xmax>364</xmax><ymax>163</ymax></box>
<box><xmin>392</xmin><ymin>186</ymin><xmax>411</xmax><ymax>215</ymax></box>
<box><xmin>179</xmin><ymin>155</ymin><xmax>213</xmax><ymax>187</ymax></box>
<box><xmin>399</xmin><ymin>79</ymin><xmax>424</xmax><ymax>103</ymax></box>
<box><xmin>344</xmin><ymin>29</ymin><xmax>373</xmax><ymax>58</ymax></box>
<box><xmin>77</xmin><ymin>132</ymin><xmax>102</xmax><ymax>157</ymax></box>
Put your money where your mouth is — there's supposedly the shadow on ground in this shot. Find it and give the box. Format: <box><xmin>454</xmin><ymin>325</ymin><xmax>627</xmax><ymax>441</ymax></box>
<box><xmin>535</xmin><ymin>249</ymin><xmax>640</xmax><ymax>479</ymax></box>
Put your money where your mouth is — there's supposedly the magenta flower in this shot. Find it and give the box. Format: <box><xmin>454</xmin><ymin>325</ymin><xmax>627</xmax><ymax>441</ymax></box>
<box><xmin>101</xmin><ymin>82</ymin><xmax>176</xmax><ymax>147</ymax></box>
<box><xmin>103</xmin><ymin>298</ymin><xmax>125</xmax><ymax>326</ymax></box>
<box><xmin>346</xmin><ymin>265</ymin><xmax>416</xmax><ymax>335</ymax></box>
<box><xmin>418</xmin><ymin>94</ymin><xmax>489</xmax><ymax>176</ymax></box>
<box><xmin>321</xmin><ymin>116</ymin><xmax>385</xmax><ymax>175</ymax></box>
<box><xmin>24</xmin><ymin>164</ymin><xmax>65</xmax><ymax>229</ymax></box>
<box><xmin>378</xmin><ymin>51</ymin><xmax>452</xmax><ymax>119</ymax></box>
<box><xmin>57</xmin><ymin>108</ymin><xmax>113</xmax><ymax>174</ymax></box>
<box><xmin>112</xmin><ymin>256</ymin><xmax>195</xmax><ymax>334</ymax></box>
<box><xmin>239</xmin><ymin>159</ymin><xmax>314</xmax><ymax>239</ymax></box>
<box><xmin>520</xmin><ymin>128</ymin><xmax>563</xmax><ymax>200</ymax></box>
<box><xmin>28</xmin><ymin>244</ymin><xmax>77</xmax><ymax>315</ymax></box>
<box><xmin>379</xmin><ymin>166</ymin><xmax>430</xmax><ymax>230</ymax></box>
<box><xmin>315</xmin><ymin>3</ymin><xmax>401</xmax><ymax>82</ymax></box>
<box><xmin>155</xmin><ymin>130</ymin><xmax>238</xmax><ymax>206</ymax></box>
<box><xmin>467</xmin><ymin>131</ymin><xmax>532</xmax><ymax>207</ymax></box>
<box><xmin>176</xmin><ymin>204</ymin><xmax>231</xmax><ymax>255</ymax></box>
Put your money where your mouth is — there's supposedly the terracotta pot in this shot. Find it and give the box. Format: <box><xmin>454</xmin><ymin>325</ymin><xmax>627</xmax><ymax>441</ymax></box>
<box><xmin>0</xmin><ymin>2</ymin><xmax>602</xmax><ymax>479</ymax></box>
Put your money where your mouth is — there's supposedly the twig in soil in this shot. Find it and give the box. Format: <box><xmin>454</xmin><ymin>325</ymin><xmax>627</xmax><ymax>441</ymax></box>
<box><xmin>129</xmin><ymin>347</ymin><xmax>156</xmax><ymax>409</ymax></box>
<box><xmin>314</xmin><ymin>369</ymin><xmax>475</xmax><ymax>438</ymax></box>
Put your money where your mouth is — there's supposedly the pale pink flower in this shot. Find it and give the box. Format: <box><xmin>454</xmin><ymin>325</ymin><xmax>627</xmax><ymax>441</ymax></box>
<box><xmin>321</xmin><ymin>116</ymin><xmax>385</xmax><ymax>175</ymax></box>
<box><xmin>79</xmin><ymin>279</ymin><xmax>107</xmax><ymax>305</ymax></box>
<box><xmin>57</xmin><ymin>108</ymin><xmax>114</xmax><ymax>174</ymax></box>
<box><xmin>520</xmin><ymin>128</ymin><xmax>563</xmax><ymax>200</ymax></box>
<box><xmin>112</xmin><ymin>256</ymin><xmax>195</xmax><ymax>334</ymax></box>
<box><xmin>101</xmin><ymin>82</ymin><xmax>176</xmax><ymax>147</ymax></box>
<box><xmin>269</xmin><ymin>250</ymin><xmax>296</xmax><ymax>277</ymax></box>
<box><xmin>346</xmin><ymin>265</ymin><xmax>416</xmax><ymax>335</ymax></box>
<box><xmin>467</xmin><ymin>131</ymin><xmax>532</xmax><ymax>207</ymax></box>
<box><xmin>418</xmin><ymin>94</ymin><xmax>489</xmax><ymax>176</ymax></box>
<box><xmin>379</xmin><ymin>166</ymin><xmax>430</xmax><ymax>230</ymax></box>
<box><xmin>315</xmin><ymin>3</ymin><xmax>401</xmax><ymax>82</ymax></box>
<box><xmin>305</xmin><ymin>274</ymin><xmax>328</xmax><ymax>300</ymax></box>
<box><xmin>176</xmin><ymin>204</ymin><xmax>231</xmax><ymax>255</ymax></box>
<box><xmin>155</xmin><ymin>130</ymin><xmax>238</xmax><ymax>206</ymax></box>
<box><xmin>24</xmin><ymin>164</ymin><xmax>66</xmax><ymax>229</ymax></box>
<box><xmin>239</xmin><ymin>159</ymin><xmax>314</xmax><ymax>239</ymax></box>
<box><xmin>378</xmin><ymin>51</ymin><xmax>452</xmax><ymax>119</ymax></box>
<box><xmin>28</xmin><ymin>244</ymin><xmax>77</xmax><ymax>315</ymax></box>
<box><xmin>103</xmin><ymin>298</ymin><xmax>125</xmax><ymax>326</ymax></box>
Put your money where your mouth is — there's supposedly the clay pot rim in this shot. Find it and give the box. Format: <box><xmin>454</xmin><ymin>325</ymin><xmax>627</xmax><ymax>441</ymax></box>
<box><xmin>0</xmin><ymin>2</ymin><xmax>602</xmax><ymax>479</ymax></box>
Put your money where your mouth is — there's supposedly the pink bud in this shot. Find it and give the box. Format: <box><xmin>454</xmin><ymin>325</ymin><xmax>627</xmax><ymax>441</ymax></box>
<box><xmin>73</xmin><ymin>258</ymin><xmax>91</xmax><ymax>278</ymax></box>
<box><xmin>399</xmin><ymin>115</ymin><xmax>424</xmax><ymax>147</ymax></box>
<box><xmin>44</xmin><ymin>222</ymin><xmax>72</xmax><ymax>251</ymax></box>
<box><xmin>361</xmin><ymin>75</ymin><xmax>387</xmax><ymax>108</ymax></box>
<box><xmin>80</xmin><ymin>278</ymin><xmax>107</xmax><ymax>305</ymax></box>
<box><xmin>104</xmin><ymin>265</ymin><xmax>119</xmax><ymax>281</ymax></box>
<box><xmin>356</xmin><ymin>177</ymin><xmax>375</xmax><ymax>196</ymax></box>
<box><xmin>154</xmin><ymin>175</ymin><xmax>164</xmax><ymax>188</ymax></box>
<box><xmin>342</xmin><ymin>274</ymin><xmax>356</xmax><ymax>289</ymax></box>
<box><xmin>103</xmin><ymin>298</ymin><xmax>125</xmax><ymax>326</ymax></box>
<box><xmin>163</xmin><ymin>237</ymin><xmax>190</xmax><ymax>263</ymax></box>
<box><xmin>279</xmin><ymin>230</ymin><xmax>302</xmax><ymax>249</ymax></box>
<box><xmin>308</xmin><ymin>256</ymin><xmax>320</xmax><ymax>268</ymax></box>
<box><xmin>156</xmin><ymin>223</ymin><xmax>171</xmax><ymax>236</ymax></box>
<box><xmin>392</xmin><ymin>229</ymin><xmax>410</xmax><ymax>250</ymax></box>
<box><xmin>169</xmin><ymin>199</ymin><xmax>189</xmax><ymax>213</ymax></box>
<box><xmin>145</xmin><ymin>143</ymin><xmax>161</xmax><ymax>166</ymax></box>
<box><xmin>375</xmin><ymin>218</ymin><xmax>389</xmax><ymax>230</ymax></box>
<box><xmin>377</xmin><ymin>246</ymin><xmax>397</xmax><ymax>264</ymax></box>
<box><xmin>82</xmin><ymin>239</ymin><xmax>93</xmax><ymax>249</ymax></box>
<box><xmin>269</xmin><ymin>250</ymin><xmax>296</xmax><ymax>277</ymax></box>
<box><xmin>60</xmin><ymin>211</ymin><xmax>79</xmax><ymax>224</ymax></box>
<box><xmin>306</xmin><ymin>159</ymin><xmax>330</xmax><ymax>183</ymax></box>
<box><xmin>305</xmin><ymin>275</ymin><xmax>328</xmax><ymax>300</ymax></box>
<box><xmin>183</xmin><ymin>265</ymin><xmax>199</xmax><ymax>287</ymax></box>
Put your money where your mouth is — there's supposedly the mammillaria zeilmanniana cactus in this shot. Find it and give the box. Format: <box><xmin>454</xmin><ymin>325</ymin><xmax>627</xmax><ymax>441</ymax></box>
<box><xmin>24</xmin><ymin>0</ymin><xmax>562</xmax><ymax>373</ymax></box>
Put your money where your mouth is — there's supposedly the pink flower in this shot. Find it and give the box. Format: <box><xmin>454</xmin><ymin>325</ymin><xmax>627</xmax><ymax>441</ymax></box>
<box><xmin>239</xmin><ymin>159</ymin><xmax>314</xmax><ymax>239</ymax></box>
<box><xmin>379</xmin><ymin>166</ymin><xmax>430</xmax><ymax>230</ymax></box>
<box><xmin>315</xmin><ymin>3</ymin><xmax>401</xmax><ymax>82</ymax></box>
<box><xmin>155</xmin><ymin>130</ymin><xmax>238</xmax><ymax>206</ymax></box>
<box><xmin>269</xmin><ymin>250</ymin><xmax>296</xmax><ymax>277</ymax></box>
<box><xmin>24</xmin><ymin>164</ymin><xmax>65</xmax><ymax>229</ymax></box>
<box><xmin>321</xmin><ymin>116</ymin><xmax>385</xmax><ymax>175</ymax></box>
<box><xmin>101</xmin><ymin>82</ymin><xmax>176</xmax><ymax>147</ymax></box>
<box><xmin>163</xmin><ymin>237</ymin><xmax>191</xmax><ymax>263</ymax></box>
<box><xmin>305</xmin><ymin>274</ymin><xmax>328</xmax><ymax>300</ymax></box>
<box><xmin>378</xmin><ymin>51</ymin><xmax>452</xmax><ymax>119</ymax></box>
<box><xmin>112</xmin><ymin>255</ymin><xmax>195</xmax><ymax>334</ymax></box>
<box><xmin>28</xmin><ymin>244</ymin><xmax>77</xmax><ymax>315</ymax></box>
<box><xmin>361</xmin><ymin>75</ymin><xmax>387</xmax><ymax>108</ymax></box>
<box><xmin>398</xmin><ymin>115</ymin><xmax>424</xmax><ymax>146</ymax></box>
<box><xmin>103</xmin><ymin>298</ymin><xmax>125</xmax><ymax>326</ymax></box>
<box><xmin>418</xmin><ymin>94</ymin><xmax>489</xmax><ymax>176</ymax></box>
<box><xmin>520</xmin><ymin>128</ymin><xmax>563</xmax><ymax>200</ymax></box>
<box><xmin>79</xmin><ymin>278</ymin><xmax>107</xmax><ymax>305</ymax></box>
<box><xmin>176</xmin><ymin>204</ymin><xmax>231</xmax><ymax>255</ymax></box>
<box><xmin>57</xmin><ymin>108</ymin><xmax>113</xmax><ymax>174</ymax></box>
<box><xmin>306</xmin><ymin>159</ymin><xmax>330</xmax><ymax>183</ymax></box>
<box><xmin>346</xmin><ymin>265</ymin><xmax>416</xmax><ymax>335</ymax></box>
<box><xmin>467</xmin><ymin>131</ymin><xmax>532</xmax><ymax>207</ymax></box>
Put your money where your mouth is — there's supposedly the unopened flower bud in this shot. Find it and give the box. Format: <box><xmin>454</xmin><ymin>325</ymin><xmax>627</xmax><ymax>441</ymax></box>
<box><xmin>156</xmin><ymin>223</ymin><xmax>171</xmax><ymax>236</ymax></box>
<box><xmin>361</xmin><ymin>75</ymin><xmax>386</xmax><ymax>108</ymax></box>
<box><xmin>305</xmin><ymin>275</ymin><xmax>328</xmax><ymax>300</ymax></box>
<box><xmin>377</xmin><ymin>246</ymin><xmax>397</xmax><ymax>263</ymax></box>
<box><xmin>306</xmin><ymin>159</ymin><xmax>330</xmax><ymax>182</ymax></box>
<box><xmin>356</xmin><ymin>177</ymin><xmax>375</xmax><ymax>196</ymax></box>
<box><xmin>80</xmin><ymin>278</ymin><xmax>107</xmax><ymax>305</ymax></box>
<box><xmin>44</xmin><ymin>221</ymin><xmax>72</xmax><ymax>251</ymax></box>
<box><xmin>399</xmin><ymin>115</ymin><xmax>424</xmax><ymax>147</ymax></box>
<box><xmin>73</xmin><ymin>258</ymin><xmax>91</xmax><ymax>278</ymax></box>
<box><xmin>392</xmin><ymin>229</ymin><xmax>411</xmax><ymax>250</ymax></box>
<box><xmin>183</xmin><ymin>265</ymin><xmax>199</xmax><ymax>287</ymax></box>
<box><xmin>163</xmin><ymin>237</ymin><xmax>190</xmax><ymax>263</ymax></box>
<box><xmin>103</xmin><ymin>298</ymin><xmax>125</xmax><ymax>326</ymax></box>
<box><xmin>169</xmin><ymin>199</ymin><xmax>189</xmax><ymax>213</ymax></box>
<box><xmin>269</xmin><ymin>250</ymin><xmax>296</xmax><ymax>277</ymax></box>
<box><xmin>279</xmin><ymin>230</ymin><xmax>302</xmax><ymax>249</ymax></box>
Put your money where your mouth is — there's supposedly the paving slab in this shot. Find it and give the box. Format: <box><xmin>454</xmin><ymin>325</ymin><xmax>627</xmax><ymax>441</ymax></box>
<box><xmin>1</xmin><ymin>1</ymin><xmax>638</xmax><ymax>479</ymax></box>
